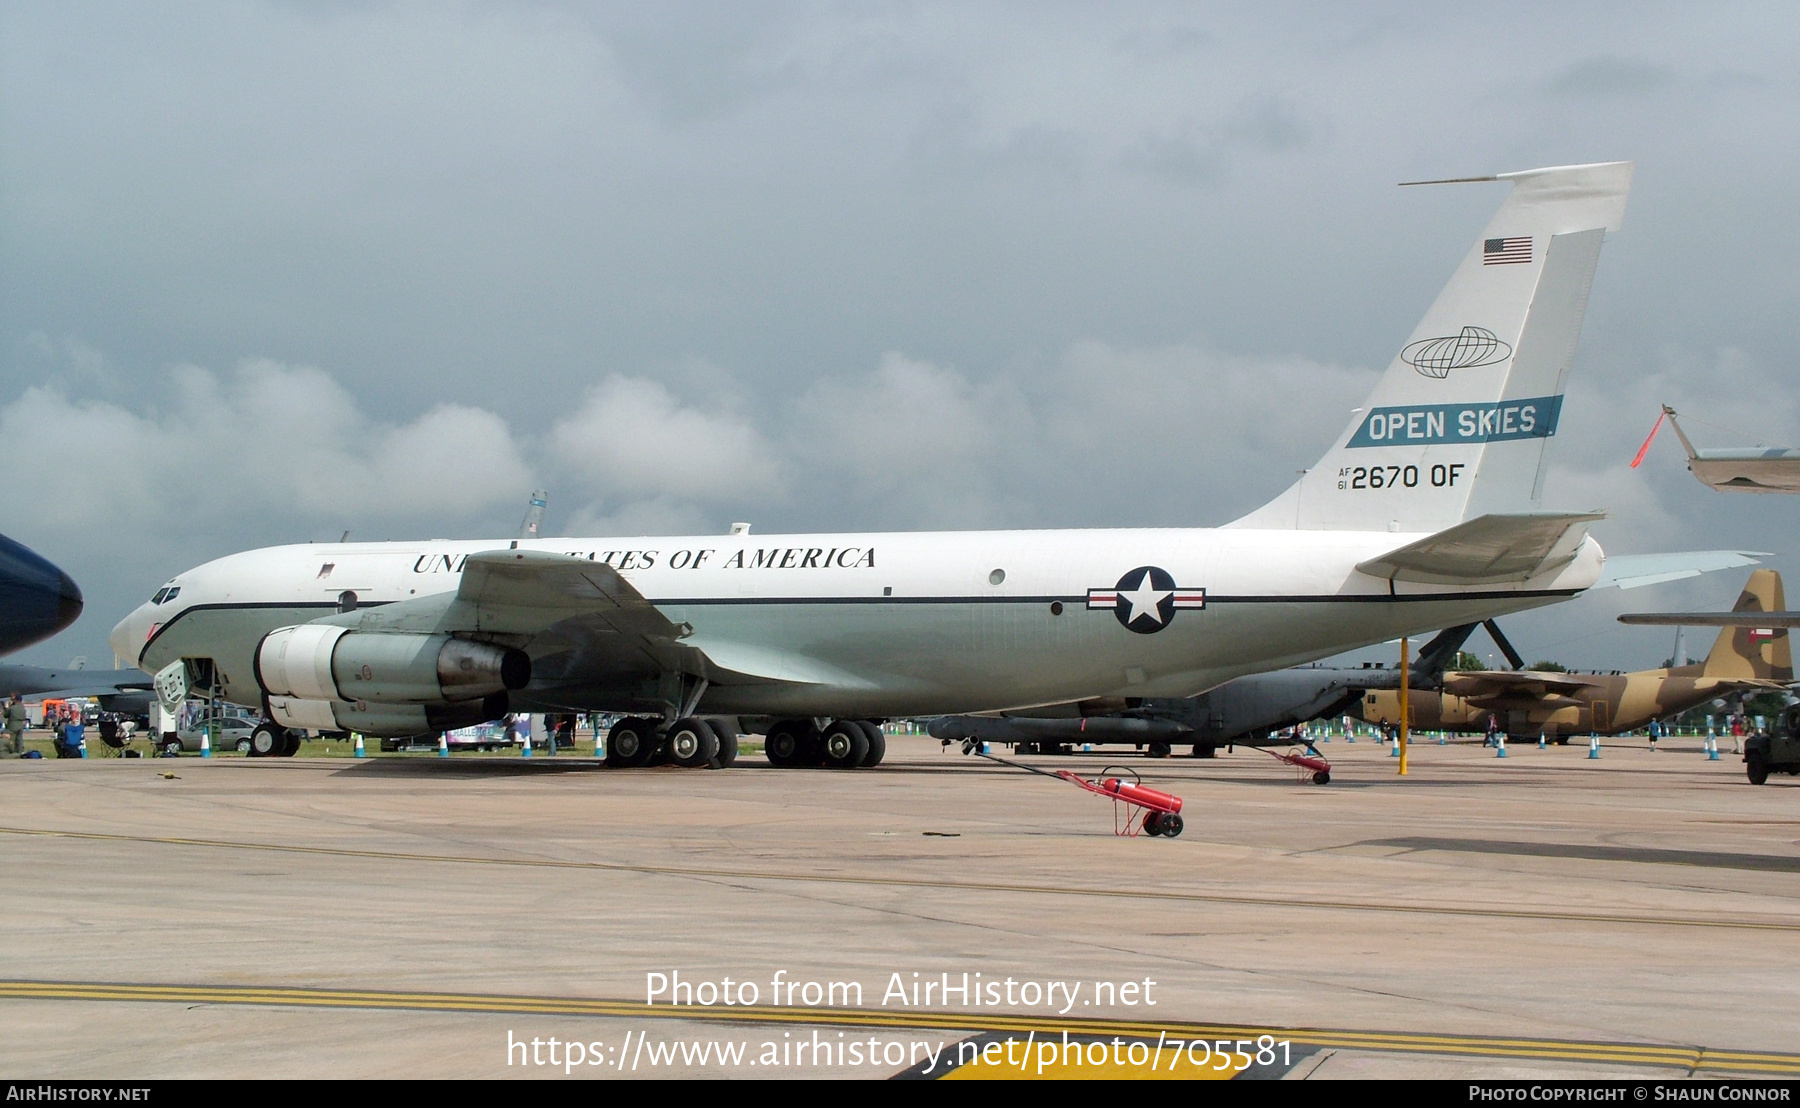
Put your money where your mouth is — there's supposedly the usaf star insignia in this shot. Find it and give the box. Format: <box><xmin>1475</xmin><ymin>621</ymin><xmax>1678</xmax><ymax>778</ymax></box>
<box><xmin>1086</xmin><ymin>566</ymin><xmax>1206</xmax><ymax>634</ymax></box>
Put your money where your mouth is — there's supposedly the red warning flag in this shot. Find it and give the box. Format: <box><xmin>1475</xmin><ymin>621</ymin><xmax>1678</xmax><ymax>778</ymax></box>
<box><xmin>1629</xmin><ymin>410</ymin><xmax>1666</xmax><ymax>469</ymax></box>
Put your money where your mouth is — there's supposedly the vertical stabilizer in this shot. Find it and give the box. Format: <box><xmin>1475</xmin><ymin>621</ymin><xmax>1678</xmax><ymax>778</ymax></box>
<box><xmin>1702</xmin><ymin>570</ymin><xmax>1792</xmax><ymax>681</ymax></box>
<box><xmin>518</xmin><ymin>490</ymin><xmax>549</xmax><ymax>541</ymax></box>
<box><xmin>1231</xmin><ymin>162</ymin><xmax>1632</xmax><ymax>531</ymax></box>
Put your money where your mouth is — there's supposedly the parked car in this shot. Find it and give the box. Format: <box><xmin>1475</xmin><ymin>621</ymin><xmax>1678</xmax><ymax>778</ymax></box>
<box><xmin>164</xmin><ymin>713</ymin><xmax>297</xmax><ymax>755</ymax></box>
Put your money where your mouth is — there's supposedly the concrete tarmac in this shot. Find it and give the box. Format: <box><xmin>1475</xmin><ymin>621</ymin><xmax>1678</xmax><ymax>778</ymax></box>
<box><xmin>1</xmin><ymin>734</ymin><xmax>1796</xmax><ymax>1079</ymax></box>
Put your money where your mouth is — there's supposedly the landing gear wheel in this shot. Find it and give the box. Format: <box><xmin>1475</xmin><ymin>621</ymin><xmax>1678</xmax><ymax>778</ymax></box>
<box><xmin>821</xmin><ymin>721</ymin><xmax>870</xmax><ymax>769</ymax></box>
<box><xmin>667</xmin><ymin>718</ymin><xmax>720</xmax><ymax>768</ymax></box>
<box><xmin>1747</xmin><ymin>756</ymin><xmax>1769</xmax><ymax>786</ymax></box>
<box><xmin>278</xmin><ymin>731</ymin><xmax>301</xmax><ymax>757</ymax></box>
<box><xmin>1313</xmin><ymin>770</ymin><xmax>1331</xmax><ymax>785</ymax></box>
<box><xmin>1193</xmin><ymin>744</ymin><xmax>1216</xmax><ymax>759</ymax></box>
<box><xmin>708</xmin><ymin>719</ymin><xmax>739</xmax><ymax>767</ymax></box>
<box><xmin>1147</xmin><ymin>739</ymin><xmax>1172</xmax><ymax>759</ymax></box>
<box><xmin>764</xmin><ymin>720</ymin><xmax>807</xmax><ymax>767</ymax></box>
<box><xmin>249</xmin><ymin>723</ymin><xmax>285</xmax><ymax>758</ymax></box>
<box><xmin>854</xmin><ymin>721</ymin><xmax>886</xmax><ymax>768</ymax></box>
<box><xmin>605</xmin><ymin>718</ymin><xmax>658</xmax><ymax>768</ymax></box>
<box><xmin>1159</xmin><ymin>813</ymin><xmax>1184</xmax><ymax>838</ymax></box>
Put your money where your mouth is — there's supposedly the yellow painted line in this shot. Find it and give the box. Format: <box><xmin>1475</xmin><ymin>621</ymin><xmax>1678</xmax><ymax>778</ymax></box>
<box><xmin>2</xmin><ymin>825</ymin><xmax>1794</xmax><ymax>934</ymax></box>
<box><xmin>943</xmin><ymin>1048</ymin><xmax>1238</xmax><ymax>1081</ymax></box>
<box><xmin>4</xmin><ymin>981</ymin><xmax>1798</xmax><ymax>1076</ymax></box>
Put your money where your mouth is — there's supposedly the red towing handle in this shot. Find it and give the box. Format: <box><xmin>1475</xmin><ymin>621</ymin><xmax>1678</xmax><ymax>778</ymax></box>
<box><xmin>1100</xmin><ymin>777</ymin><xmax>1183</xmax><ymax>814</ymax></box>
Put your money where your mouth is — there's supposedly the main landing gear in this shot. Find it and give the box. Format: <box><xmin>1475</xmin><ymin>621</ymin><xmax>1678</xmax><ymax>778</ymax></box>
<box><xmin>603</xmin><ymin>716</ymin><xmax>740</xmax><ymax>770</ymax></box>
<box><xmin>249</xmin><ymin>722</ymin><xmax>300</xmax><ymax>757</ymax></box>
<box><xmin>763</xmin><ymin>719</ymin><xmax>886</xmax><ymax>769</ymax></box>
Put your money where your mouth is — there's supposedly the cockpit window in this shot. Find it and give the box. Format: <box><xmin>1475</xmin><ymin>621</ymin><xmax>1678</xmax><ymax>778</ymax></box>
<box><xmin>153</xmin><ymin>587</ymin><xmax>180</xmax><ymax>604</ymax></box>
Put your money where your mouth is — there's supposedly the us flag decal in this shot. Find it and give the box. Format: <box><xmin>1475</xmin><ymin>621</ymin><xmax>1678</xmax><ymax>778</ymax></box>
<box><xmin>1483</xmin><ymin>236</ymin><xmax>1531</xmax><ymax>265</ymax></box>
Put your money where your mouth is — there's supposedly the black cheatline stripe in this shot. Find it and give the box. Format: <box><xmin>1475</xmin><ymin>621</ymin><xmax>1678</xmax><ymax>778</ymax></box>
<box><xmin>140</xmin><ymin>589</ymin><xmax>1579</xmax><ymax>664</ymax></box>
<box><xmin>604</xmin><ymin>590</ymin><xmax>1579</xmax><ymax>607</ymax></box>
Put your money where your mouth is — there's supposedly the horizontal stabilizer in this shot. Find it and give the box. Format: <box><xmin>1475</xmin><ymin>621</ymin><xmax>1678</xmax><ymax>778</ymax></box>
<box><xmin>1356</xmin><ymin>511</ymin><xmax>1604</xmax><ymax>585</ymax></box>
<box><xmin>1443</xmin><ymin>670</ymin><xmax>1600</xmax><ymax>697</ymax></box>
<box><xmin>1619</xmin><ymin>612</ymin><xmax>1800</xmax><ymax>628</ymax></box>
<box><xmin>1592</xmin><ymin>550</ymin><xmax>1769</xmax><ymax>590</ymax></box>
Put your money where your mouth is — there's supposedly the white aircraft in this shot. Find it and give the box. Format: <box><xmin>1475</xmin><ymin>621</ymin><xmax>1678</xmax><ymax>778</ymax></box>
<box><xmin>1635</xmin><ymin>405</ymin><xmax>1800</xmax><ymax>494</ymax></box>
<box><xmin>115</xmin><ymin>161</ymin><xmax>1653</xmax><ymax>768</ymax></box>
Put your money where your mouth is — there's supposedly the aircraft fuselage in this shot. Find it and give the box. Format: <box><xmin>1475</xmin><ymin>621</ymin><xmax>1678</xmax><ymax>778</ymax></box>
<box><xmin>113</xmin><ymin>526</ymin><xmax>1602</xmax><ymax>723</ymax></box>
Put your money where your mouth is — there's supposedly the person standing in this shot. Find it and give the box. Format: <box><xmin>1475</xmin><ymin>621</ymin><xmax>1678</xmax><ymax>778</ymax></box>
<box><xmin>4</xmin><ymin>697</ymin><xmax>26</xmax><ymax>756</ymax></box>
<box><xmin>1647</xmin><ymin>717</ymin><xmax>1661</xmax><ymax>753</ymax></box>
<box><xmin>1485</xmin><ymin>713</ymin><xmax>1501</xmax><ymax>748</ymax></box>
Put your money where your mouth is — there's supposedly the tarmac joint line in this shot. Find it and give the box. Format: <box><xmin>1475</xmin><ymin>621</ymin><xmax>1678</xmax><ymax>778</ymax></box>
<box><xmin>2</xmin><ymin>824</ymin><xmax>1795</xmax><ymax>934</ymax></box>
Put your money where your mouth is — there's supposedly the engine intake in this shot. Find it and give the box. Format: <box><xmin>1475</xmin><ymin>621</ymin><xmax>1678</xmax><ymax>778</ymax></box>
<box><xmin>255</xmin><ymin>626</ymin><xmax>530</xmax><ymax>705</ymax></box>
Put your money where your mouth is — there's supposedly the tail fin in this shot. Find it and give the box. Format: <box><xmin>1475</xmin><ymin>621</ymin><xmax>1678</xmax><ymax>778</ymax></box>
<box><xmin>1701</xmin><ymin>569</ymin><xmax>1793</xmax><ymax>680</ymax></box>
<box><xmin>1231</xmin><ymin>161</ymin><xmax>1633</xmax><ymax>532</ymax></box>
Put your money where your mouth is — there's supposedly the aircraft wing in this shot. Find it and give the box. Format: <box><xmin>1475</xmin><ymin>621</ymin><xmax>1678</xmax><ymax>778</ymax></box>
<box><xmin>0</xmin><ymin>664</ymin><xmax>154</xmax><ymax>700</ymax></box>
<box><xmin>1591</xmin><ymin>550</ymin><xmax>1769</xmax><ymax>590</ymax></box>
<box><xmin>315</xmin><ymin>549</ymin><xmax>685</xmax><ymax>640</ymax></box>
<box><xmin>312</xmin><ymin>550</ymin><xmax>829</xmax><ymax>687</ymax></box>
<box><xmin>452</xmin><ymin>549</ymin><xmax>687</xmax><ymax>640</ymax></box>
<box><xmin>1441</xmin><ymin>670</ymin><xmax>1603</xmax><ymax>697</ymax></box>
<box><xmin>1356</xmin><ymin>511</ymin><xmax>1605</xmax><ymax>585</ymax></box>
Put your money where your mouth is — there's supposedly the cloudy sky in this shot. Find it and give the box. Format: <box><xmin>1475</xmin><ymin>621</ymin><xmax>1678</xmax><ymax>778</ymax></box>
<box><xmin>3</xmin><ymin>2</ymin><xmax>1798</xmax><ymax>672</ymax></box>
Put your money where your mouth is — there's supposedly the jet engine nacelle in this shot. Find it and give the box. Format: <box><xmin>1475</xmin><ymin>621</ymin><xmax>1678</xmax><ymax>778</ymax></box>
<box><xmin>255</xmin><ymin>625</ymin><xmax>530</xmax><ymax>705</ymax></box>
<box><xmin>268</xmin><ymin>693</ymin><xmax>509</xmax><ymax>738</ymax></box>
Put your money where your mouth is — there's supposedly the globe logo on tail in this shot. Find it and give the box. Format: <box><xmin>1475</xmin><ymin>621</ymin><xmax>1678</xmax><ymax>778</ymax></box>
<box><xmin>1402</xmin><ymin>325</ymin><xmax>1513</xmax><ymax>379</ymax></box>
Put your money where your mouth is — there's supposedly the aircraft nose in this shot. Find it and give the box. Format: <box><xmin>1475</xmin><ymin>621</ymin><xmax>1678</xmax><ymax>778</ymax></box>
<box><xmin>110</xmin><ymin>605</ymin><xmax>148</xmax><ymax>670</ymax></box>
<box><xmin>57</xmin><ymin>570</ymin><xmax>83</xmax><ymax>629</ymax></box>
<box><xmin>0</xmin><ymin>533</ymin><xmax>84</xmax><ymax>656</ymax></box>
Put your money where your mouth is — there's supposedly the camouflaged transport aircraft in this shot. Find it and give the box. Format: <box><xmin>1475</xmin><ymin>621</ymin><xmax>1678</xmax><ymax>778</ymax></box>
<box><xmin>1359</xmin><ymin>570</ymin><xmax>1793</xmax><ymax>742</ymax></box>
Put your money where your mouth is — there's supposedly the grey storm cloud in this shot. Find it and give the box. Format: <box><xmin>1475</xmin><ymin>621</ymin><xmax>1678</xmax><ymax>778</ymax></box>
<box><xmin>4</xmin><ymin>2</ymin><xmax>1800</xmax><ymax>671</ymax></box>
<box><xmin>1546</xmin><ymin>55</ymin><xmax>1679</xmax><ymax>99</ymax></box>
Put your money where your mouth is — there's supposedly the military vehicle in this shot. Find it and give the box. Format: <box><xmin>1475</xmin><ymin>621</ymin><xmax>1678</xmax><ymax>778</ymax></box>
<box><xmin>1745</xmin><ymin>706</ymin><xmax>1800</xmax><ymax>784</ymax></box>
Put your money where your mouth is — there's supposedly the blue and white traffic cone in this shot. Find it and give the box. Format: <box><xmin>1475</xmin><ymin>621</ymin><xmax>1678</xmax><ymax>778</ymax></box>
<box><xmin>353</xmin><ymin>733</ymin><xmax>365</xmax><ymax>759</ymax></box>
<box><xmin>1588</xmin><ymin>733</ymin><xmax>1600</xmax><ymax>759</ymax></box>
<box><xmin>437</xmin><ymin>732</ymin><xmax>449</xmax><ymax>758</ymax></box>
<box><xmin>199</xmin><ymin>731</ymin><xmax>211</xmax><ymax>759</ymax></box>
<box><xmin>594</xmin><ymin>731</ymin><xmax>605</xmax><ymax>759</ymax></box>
<box><xmin>1538</xmin><ymin>733</ymin><xmax>1546</xmax><ymax>750</ymax></box>
<box><xmin>1438</xmin><ymin>733</ymin><xmax>1446</xmax><ymax>745</ymax></box>
<box><xmin>1390</xmin><ymin>737</ymin><xmax>1400</xmax><ymax>756</ymax></box>
<box><xmin>1496</xmin><ymin>733</ymin><xmax>1507</xmax><ymax>758</ymax></box>
<box><xmin>1707</xmin><ymin>732</ymin><xmax>1720</xmax><ymax>761</ymax></box>
<box><xmin>521</xmin><ymin>730</ymin><xmax>532</xmax><ymax>758</ymax></box>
